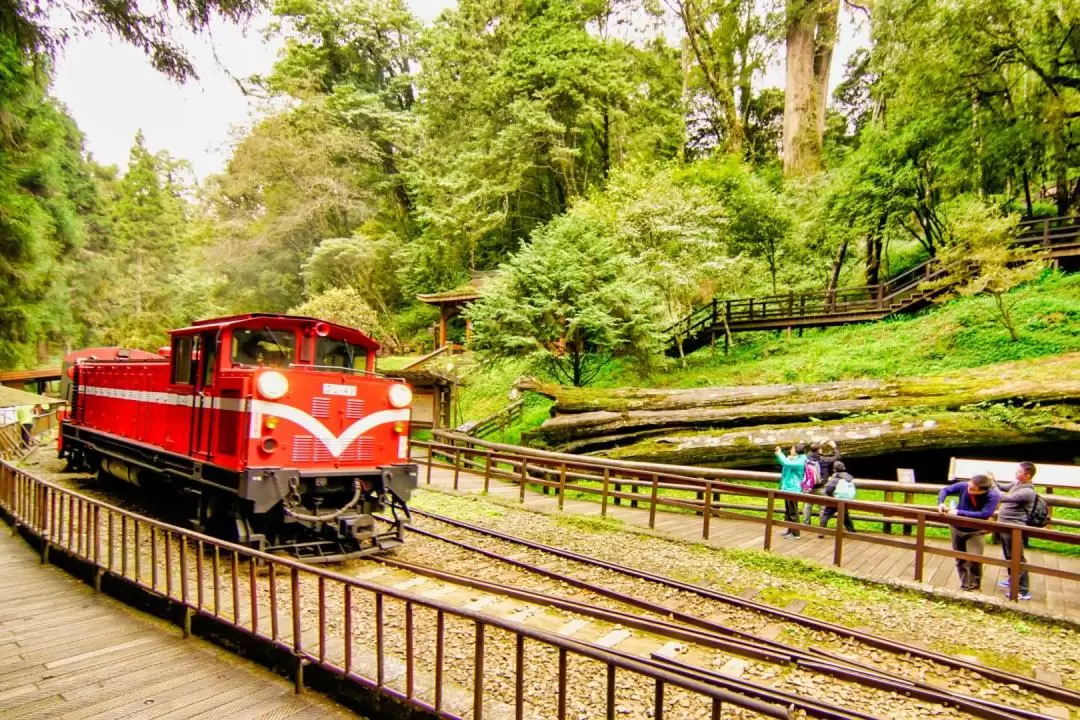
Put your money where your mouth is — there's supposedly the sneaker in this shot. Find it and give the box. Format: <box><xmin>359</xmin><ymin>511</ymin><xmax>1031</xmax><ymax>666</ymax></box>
<box><xmin>1019</xmin><ymin>592</ymin><xmax>1032</xmax><ymax>601</ymax></box>
<box><xmin>997</xmin><ymin>579</ymin><xmax>1010</xmax><ymax>589</ymax></box>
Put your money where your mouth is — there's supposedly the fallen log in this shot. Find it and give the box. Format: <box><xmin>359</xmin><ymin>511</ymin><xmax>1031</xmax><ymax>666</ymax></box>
<box><xmin>519</xmin><ymin>352</ymin><xmax>1080</xmax><ymax>414</ymax></box>
<box><xmin>523</xmin><ymin>353</ymin><xmax>1080</xmax><ymax>448</ymax></box>
<box><xmin>594</xmin><ymin>410</ymin><xmax>1080</xmax><ymax>468</ymax></box>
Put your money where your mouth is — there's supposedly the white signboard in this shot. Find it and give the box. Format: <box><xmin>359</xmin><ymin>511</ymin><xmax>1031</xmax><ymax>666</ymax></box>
<box><xmin>322</xmin><ymin>383</ymin><xmax>357</xmax><ymax>397</ymax></box>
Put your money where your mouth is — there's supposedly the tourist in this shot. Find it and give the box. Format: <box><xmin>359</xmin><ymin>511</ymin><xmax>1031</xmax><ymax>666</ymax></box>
<box><xmin>775</xmin><ymin>443</ymin><xmax>807</xmax><ymax>538</ymax></box>
<box><xmin>819</xmin><ymin>461</ymin><xmax>857</xmax><ymax>536</ymax></box>
<box><xmin>995</xmin><ymin>462</ymin><xmax>1037</xmax><ymax>600</ymax></box>
<box><xmin>802</xmin><ymin>442</ymin><xmax>825</xmax><ymax>524</ymax></box>
<box><xmin>15</xmin><ymin>404</ymin><xmax>33</xmax><ymax>450</ymax></box>
<box><xmin>819</xmin><ymin>440</ymin><xmax>840</xmax><ymax>479</ymax></box>
<box><xmin>937</xmin><ymin>474</ymin><xmax>1002</xmax><ymax>591</ymax></box>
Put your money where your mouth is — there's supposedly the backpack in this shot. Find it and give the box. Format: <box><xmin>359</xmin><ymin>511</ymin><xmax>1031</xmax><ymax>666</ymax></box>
<box><xmin>834</xmin><ymin>476</ymin><xmax>856</xmax><ymax>501</ymax></box>
<box><xmin>801</xmin><ymin>461</ymin><xmax>820</xmax><ymax>492</ymax></box>
<box><xmin>1026</xmin><ymin>493</ymin><xmax>1050</xmax><ymax>528</ymax></box>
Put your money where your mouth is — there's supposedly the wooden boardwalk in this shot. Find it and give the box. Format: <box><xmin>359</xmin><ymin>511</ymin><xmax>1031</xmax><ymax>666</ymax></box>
<box><xmin>422</xmin><ymin>466</ymin><xmax>1080</xmax><ymax>621</ymax></box>
<box><xmin>0</xmin><ymin>530</ymin><xmax>350</xmax><ymax>720</ymax></box>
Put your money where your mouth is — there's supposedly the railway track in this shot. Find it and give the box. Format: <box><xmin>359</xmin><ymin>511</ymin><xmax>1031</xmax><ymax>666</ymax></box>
<box><xmin>29</xmin><ymin>457</ymin><xmax>1080</xmax><ymax>720</ymax></box>
<box><xmin>368</xmin><ymin>508</ymin><xmax>1080</xmax><ymax>719</ymax></box>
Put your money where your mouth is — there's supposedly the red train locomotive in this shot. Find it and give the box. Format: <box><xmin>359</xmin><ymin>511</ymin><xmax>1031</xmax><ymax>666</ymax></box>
<box><xmin>59</xmin><ymin>313</ymin><xmax>418</xmax><ymax>561</ymax></box>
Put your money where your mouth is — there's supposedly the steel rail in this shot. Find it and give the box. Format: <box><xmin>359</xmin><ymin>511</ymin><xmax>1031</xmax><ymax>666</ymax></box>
<box><xmin>408</xmin><ymin>508</ymin><xmax>1080</xmax><ymax>707</ymax></box>
<box><xmin>384</xmin><ymin>519</ymin><xmax>1060</xmax><ymax>720</ymax></box>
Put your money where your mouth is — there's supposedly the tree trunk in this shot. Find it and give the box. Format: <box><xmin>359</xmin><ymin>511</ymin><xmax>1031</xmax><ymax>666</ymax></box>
<box><xmin>783</xmin><ymin>0</ymin><xmax>836</xmax><ymax>177</ymax></box>
<box><xmin>827</xmin><ymin>237</ymin><xmax>848</xmax><ymax>293</ymax></box>
<box><xmin>812</xmin><ymin>0</ymin><xmax>838</xmax><ymax>141</ymax></box>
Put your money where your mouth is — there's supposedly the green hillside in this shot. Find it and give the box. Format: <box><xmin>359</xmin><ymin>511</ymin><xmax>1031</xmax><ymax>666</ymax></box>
<box><xmin>653</xmin><ymin>270</ymin><xmax>1080</xmax><ymax>388</ymax></box>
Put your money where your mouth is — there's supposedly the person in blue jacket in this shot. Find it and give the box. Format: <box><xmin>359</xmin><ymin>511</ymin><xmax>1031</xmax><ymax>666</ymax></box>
<box><xmin>775</xmin><ymin>443</ymin><xmax>807</xmax><ymax>538</ymax></box>
<box><xmin>937</xmin><ymin>474</ymin><xmax>1001</xmax><ymax>591</ymax></box>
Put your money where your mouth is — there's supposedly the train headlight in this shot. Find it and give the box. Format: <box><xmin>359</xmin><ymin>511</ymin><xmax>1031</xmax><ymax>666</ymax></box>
<box><xmin>257</xmin><ymin>371</ymin><xmax>289</xmax><ymax>400</ymax></box>
<box><xmin>388</xmin><ymin>383</ymin><xmax>412</xmax><ymax>408</ymax></box>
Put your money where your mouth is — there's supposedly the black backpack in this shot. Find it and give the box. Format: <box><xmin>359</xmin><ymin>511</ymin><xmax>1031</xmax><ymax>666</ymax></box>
<box><xmin>1026</xmin><ymin>493</ymin><xmax>1050</xmax><ymax>528</ymax></box>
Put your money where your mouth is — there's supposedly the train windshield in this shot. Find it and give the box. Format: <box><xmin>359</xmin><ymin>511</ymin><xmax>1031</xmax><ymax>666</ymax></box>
<box><xmin>315</xmin><ymin>337</ymin><xmax>369</xmax><ymax>372</ymax></box>
<box><xmin>231</xmin><ymin>328</ymin><xmax>296</xmax><ymax>368</ymax></box>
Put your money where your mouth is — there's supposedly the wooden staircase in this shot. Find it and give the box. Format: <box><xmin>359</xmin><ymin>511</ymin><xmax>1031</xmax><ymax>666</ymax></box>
<box><xmin>665</xmin><ymin>215</ymin><xmax>1080</xmax><ymax>357</ymax></box>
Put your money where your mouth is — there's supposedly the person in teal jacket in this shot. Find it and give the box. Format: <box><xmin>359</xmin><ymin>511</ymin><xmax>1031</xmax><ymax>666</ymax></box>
<box><xmin>775</xmin><ymin>443</ymin><xmax>807</xmax><ymax>538</ymax></box>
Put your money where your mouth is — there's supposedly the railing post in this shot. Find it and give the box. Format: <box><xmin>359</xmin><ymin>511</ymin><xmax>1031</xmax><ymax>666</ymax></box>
<box><xmin>702</xmin><ymin>480</ymin><xmax>712</xmax><ymax>540</ymax></box>
<box><xmin>876</xmin><ymin>283</ymin><xmax>884</xmax><ymax>308</ymax></box>
<box><xmin>648</xmin><ymin>474</ymin><xmax>659</xmax><ymax>529</ymax></box>
<box><xmin>453</xmin><ymin>447</ymin><xmax>461</xmax><ymax>490</ymax></box>
<box><xmin>426</xmin><ymin>443</ymin><xmax>434</xmax><ymax>484</ymax></box>
<box><xmin>1009</xmin><ymin>526</ymin><xmax>1022</xmax><ymax>602</ymax></box>
<box><xmin>483</xmin><ymin>451</ymin><xmax>492</xmax><ymax>493</ymax></box>
<box><xmin>833</xmin><ymin>503</ymin><xmax>845</xmax><ymax>566</ymax></box>
<box><xmin>914</xmin><ymin>513</ymin><xmax>926</xmax><ymax>582</ymax></box>
<box><xmin>519</xmin><ymin>460</ymin><xmax>527</xmax><ymax>503</ymax></box>
<box><xmin>558</xmin><ymin>463</ymin><xmax>567</xmax><ymax>510</ymax></box>
<box><xmin>711</xmin><ymin>298</ymin><xmax>718</xmax><ymax>325</ymax></box>
<box><xmin>764</xmin><ymin>492</ymin><xmax>775</xmax><ymax>551</ymax></box>
<box><xmin>601</xmin><ymin>467</ymin><xmax>610</xmax><ymax>516</ymax></box>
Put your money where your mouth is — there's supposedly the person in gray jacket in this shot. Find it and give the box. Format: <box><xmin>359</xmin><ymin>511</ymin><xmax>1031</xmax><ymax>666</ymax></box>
<box><xmin>996</xmin><ymin>462</ymin><xmax>1037</xmax><ymax>600</ymax></box>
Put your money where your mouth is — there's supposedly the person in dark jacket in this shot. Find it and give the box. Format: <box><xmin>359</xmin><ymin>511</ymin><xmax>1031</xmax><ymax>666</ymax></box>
<box><xmin>937</xmin><ymin>474</ymin><xmax>1002</xmax><ymax>591</ymax></box>
<box><xmin>802</xmin><ymin>442</ymin><xmax>824</xmax><ymax>524</ymax></box>
<box><xmin>995</xmin><ymin>462</ymin><xmax>1037</xmax><ymax>600</ymax></box>
<box><xmin>818</xmin><ymin>461</ymin><xmax>856</xmax><ymax>536</ymax></box>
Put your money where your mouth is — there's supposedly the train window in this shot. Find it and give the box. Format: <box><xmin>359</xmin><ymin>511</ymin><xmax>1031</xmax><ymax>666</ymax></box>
<box><xmin>171</xmin><ymin>336</ymin><xmax>197</xmax><ymax>385</ymax></box>
<box><xmin>315</xmin><ymin>338</ymin><xmax>368</xmax><ymax>371</ymax></box>
<box><xmin>201</xmin><ymin>335</ymin><xmax>218</xmax><ymax>387</ymax></box>
<box><xmin>231</xmin><ymin>329</ymin><xmax>296</xmax><ymax>368</ymax></box>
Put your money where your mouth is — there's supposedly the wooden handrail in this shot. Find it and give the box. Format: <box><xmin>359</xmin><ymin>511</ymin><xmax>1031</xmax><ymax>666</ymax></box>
<box><xmin>664</xmin><ymin>215</ymin><xmax>1080</xmax><ymax>347</ymax></box>
<box><xmin>416</xmin><ymin>435</ymin><xmax>1080</xmax><ymax>603</ymax></box>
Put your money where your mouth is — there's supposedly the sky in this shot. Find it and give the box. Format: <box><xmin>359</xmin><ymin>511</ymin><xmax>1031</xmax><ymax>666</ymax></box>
<box><xmin>50</xmin><ymin>1</ymin><xmax>868</xmax><ymax>182</ymax></box>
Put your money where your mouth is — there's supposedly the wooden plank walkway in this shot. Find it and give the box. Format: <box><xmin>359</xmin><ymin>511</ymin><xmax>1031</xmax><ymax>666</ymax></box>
<box><xmin>422</xmin><ymin>465</ymin><xmax>1080</xmax><ymax>621</ymax></box>
<box><xmin>0</xmin><ymin>530</ymin><xmax>352</xmax><ymax>720</ymax></box>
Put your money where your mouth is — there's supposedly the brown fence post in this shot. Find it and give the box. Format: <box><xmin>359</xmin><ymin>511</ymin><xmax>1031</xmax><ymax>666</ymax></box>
<box><xmin>914</xmin><ymin>513</ymin><xmax>926</xmax><ymax>582</ymax></box>
<box><xmin>833</xmin><ymin>503</ymin><xmax>845</xmax><ymax>566</ymax></box>
<box><xmin>452</xmin><ymin>447</ymin><xmax>461</xmax><ymax>490</ymax></box>
<box><xmin>601</xmin><ymin>467</ymin><xmax>610</xmax><ymax>517</ymax></box>
<box><xmin>519</xmin><ymin>460</ymin><xmax>527</xmax><ymax>503</ymax></box>
<box><xmin>648</xmin><ymin>474</ymin><xmax>659</xmax><ymax>529</ymax></box>
<box><xmin>426</xmin><ymin>443</ymin><xmax>434</xmax><ymax>484</ymax></box>
<box><xmin>764</xmin><ymin>492</ymin><xmax>775</xmax><ymax>551</ymax></box>
<box><xmin>903</xmin><ymin>491</ymin><xmax>914</xmax><ymax>535</ymax></box>
<box><xmin>1009</xmin><ymin>526</ymin><xmax>1022</xmax><ymax>602</ymax></box>
<box><xmin>558</xmin><ymin>463</ymin><xmax>567</xmax><ymax>510</ymax></box>
<box><xmin>483</xmin><ymin>451</ymin><xmax>492</xmax><ymax>493</ymax></box>
<box><xmin>883</xmin><ymin>491</ymin><xmax>893</xmax><ymax>534</ymax></box>
<box><xmin>703</xmin><ymin>480</ymin><xmax>713</xmax><ymax>540</ymax></box>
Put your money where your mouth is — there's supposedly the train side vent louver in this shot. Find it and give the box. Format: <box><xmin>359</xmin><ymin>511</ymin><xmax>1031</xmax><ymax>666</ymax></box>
<box><xmin>292</xmin><ymin>436</ymin><xmax>314</xmax><ymax>463</ymax></box>
<box><xmin>346</xmin><ymin>399</ymin><xmax>365</xmax><ymax>419</ymax></box>
<box><xmin>311</xmin><ymin>397</ymin><xmax>331</xmax><ymax>418</ymax></box>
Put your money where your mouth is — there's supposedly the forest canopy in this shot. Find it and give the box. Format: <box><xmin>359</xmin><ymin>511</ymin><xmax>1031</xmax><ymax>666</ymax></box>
<box><xmin>0</xmin><ymin>0</ymin><xmax>1077</xmax><ymax>377</ymax></box>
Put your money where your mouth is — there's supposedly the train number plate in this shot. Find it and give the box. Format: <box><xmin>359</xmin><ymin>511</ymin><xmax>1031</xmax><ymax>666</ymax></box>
<box><xmin>321</xmin><ymin>383</ymin><xmax>357</xmax><ymax>397</ymax></box>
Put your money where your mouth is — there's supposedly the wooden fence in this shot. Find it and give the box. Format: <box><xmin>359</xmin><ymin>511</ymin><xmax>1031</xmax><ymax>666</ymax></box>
<box><xmin>414</xmin><ymin>434</ymin><xmax>1080</xmax><ymax>603</ymax></box>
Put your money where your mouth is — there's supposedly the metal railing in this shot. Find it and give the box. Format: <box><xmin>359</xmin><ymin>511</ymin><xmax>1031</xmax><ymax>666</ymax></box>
<box><xmin>415</xmin><ymin>436</ymin><xmax>1080</xmax><ymax>603</ymax></box>
<box><xmin>0</xmin><ymin>460</ymin><xmax>786</xmax><ymax>720</ymax></box>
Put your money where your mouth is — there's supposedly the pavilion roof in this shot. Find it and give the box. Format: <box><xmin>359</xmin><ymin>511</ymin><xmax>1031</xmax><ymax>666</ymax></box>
<box><xmin>0</xmin><ymin>386</ymin><xmax>62</xmax><ymax>409</ymax></box>
<box><xmin>416</xmin><ymin>271</ymin><xmax>497</xmax><ymax>306</ymax></box>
